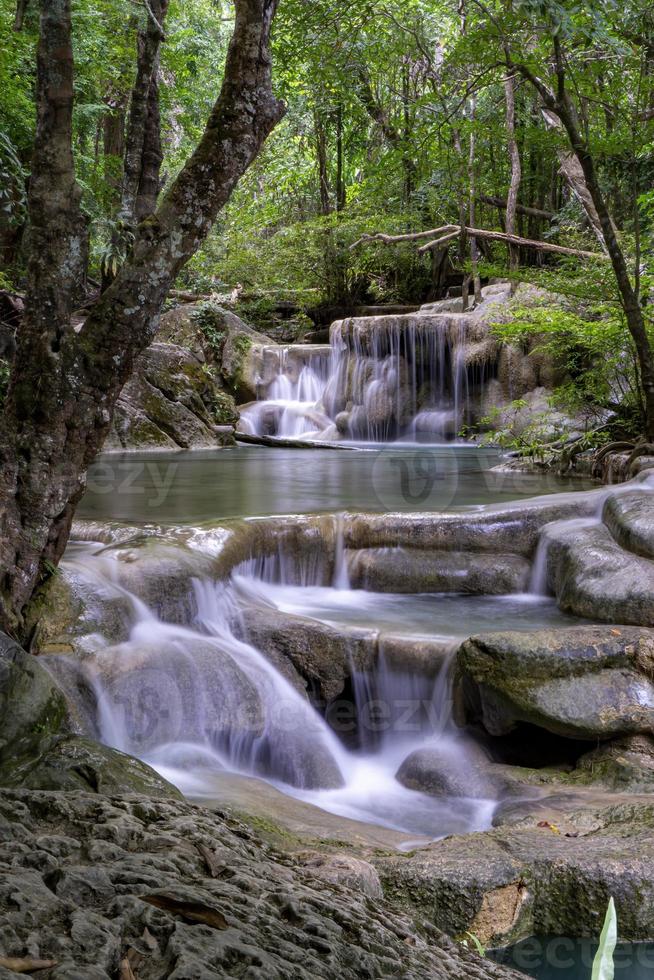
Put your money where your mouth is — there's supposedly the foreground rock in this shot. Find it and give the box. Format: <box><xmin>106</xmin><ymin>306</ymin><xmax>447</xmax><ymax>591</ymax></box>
<box><xmin>455</xmin><ymin>626</ymin><xmax>654</xmax><ymax>740</ymax></box>
<box><xmin>543</xmin><ymin>518</ymin><xmax>654</xmax><ymax>626</ymax></box>
<box><xmin>106</xmin><ymin>343</ymin><xmax>237</xmax><ymax>451</ymax></box>
<box><xmin>0</xmin><ymin>789</ymin><xmax>522</xmax><ymax>979</ymax></box>
<box><xmin>377</xmin><ymin>795</ymin><xmax>654</xmax><ymax>946</ymax></box>
<box><xmin>0</xmin><ymin>633</ymin><xmax>179</xmax><ymax>800</ymax></box>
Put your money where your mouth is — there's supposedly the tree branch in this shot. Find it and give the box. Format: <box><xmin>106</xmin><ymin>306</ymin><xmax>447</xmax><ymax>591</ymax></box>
<box><xmin>352</xmin><ymin>224</ymin><xmax>608</xmax><ymax>261</ymax></box>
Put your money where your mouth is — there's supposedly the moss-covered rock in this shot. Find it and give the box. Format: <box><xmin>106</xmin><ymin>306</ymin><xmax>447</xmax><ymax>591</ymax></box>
<box><xmin>105</xmin><ymin>342</ymin><xmax>237</xmax><ymax>451</ymax></box>
<box><xmin>454</xmin><ymin>626</ymin><xmax>654</xmax><ymax>740</ymax></box>
<box><xmin>0</xmin><ymin>733</ymin><xmax>181</xmax><ymax>798</ymax></box>
<box><xmin>0</xmin><ymin>633</ymin><xmax>71</xmax><ymax>751</ymax></box>
<box><xmin>0</xmin><ymin>632</ymin><xmax>180</xmax><ymax>800</ymax></box>
<box><xmin>169</xmin><ymin>302</ymin><xmax>275</xmax><ymax>401</ymax></box>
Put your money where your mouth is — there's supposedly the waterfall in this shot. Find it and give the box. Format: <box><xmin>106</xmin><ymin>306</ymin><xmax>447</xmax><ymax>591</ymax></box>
<box><xmin>239</xmin><ymin>310</ymin><xmax>491</xmax><ymax>444</ymax></box>
<box><xmin>45</xmin><ymin>534</ymin><xmax>498</xmax><ymax>839</ymax></box>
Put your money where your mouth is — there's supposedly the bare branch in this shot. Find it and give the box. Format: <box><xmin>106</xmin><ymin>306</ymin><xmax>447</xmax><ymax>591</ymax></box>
<box><xmin>352</xmin><ymin>224</ymin><xmax>609</xmax><ymax>261</ymax></box>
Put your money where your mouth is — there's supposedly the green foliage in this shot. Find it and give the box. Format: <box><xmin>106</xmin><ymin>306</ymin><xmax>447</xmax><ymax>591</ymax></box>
<box><xmin>0</xmin><ymin>359</ymin><xmax>10</xmax><ymax>406</ymax></box>
<box><xmin>491</xmin><ymin>301</ymin><xmax>647</xmax><ymax>435</ymax></box>
<box><xmin>191</xmin><ymin>303</ymin><xmax>227</xmax><ymax>355</ymax></box>
<box><xmin>457</xmin><ymin>931</ymin><xmax>486</xmax><ymax>957</ymax></box>
<box><xmin>592</xmin><ymin>898</ymin><xmax>617</xmax><ymax>980</ymax></box>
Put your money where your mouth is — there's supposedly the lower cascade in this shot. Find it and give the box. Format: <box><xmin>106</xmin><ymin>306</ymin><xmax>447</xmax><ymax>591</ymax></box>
<box><xmin>44</xmin><ymin>533</ymin><xmax>498</xmax><ymax>839</ymax></box>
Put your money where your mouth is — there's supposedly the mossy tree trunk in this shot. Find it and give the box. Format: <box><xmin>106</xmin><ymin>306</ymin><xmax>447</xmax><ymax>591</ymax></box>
<box><xmin>0</xmin><ymin>0</ymin><xmax>284</xmax><ymax>637</ymax></box>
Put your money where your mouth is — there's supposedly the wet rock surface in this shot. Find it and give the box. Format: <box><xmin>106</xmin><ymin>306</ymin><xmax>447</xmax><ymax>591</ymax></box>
<box><xmin>455</xmin><ymin>626</ymin><xmax>654</xmax><ymax>739</ymax></box>
<box><xmin>0</xmin><ymin>790</ymin><xmax>523</xmax><ymax>979</ymax></box>
<box><xmin>543</xmin><ymin>519</ymin><xmax>654</xmax><ymax>626</ymax></box>
<box><xmin>376</xmin><ymin>797</ymin><xmax>654</xmax><ymax>946</ymax></box>
<box><xmin>602</xmin><ymin>489</ymin><xmax>654</xmax><ymax>561</ymax></box>
<box><xmin>348</xmin><ymin>548</ymin><xmax>530</xmax><ymax>594</ymax></box>
<box><xmin>106</xmin><ymin>343</ymin><xmax>237</xmax><ymax>451</ymax></box>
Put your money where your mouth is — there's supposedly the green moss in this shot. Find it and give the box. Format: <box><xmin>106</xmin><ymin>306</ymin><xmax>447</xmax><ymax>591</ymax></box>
<box><xmin>209</xmin><ymin>387</ymin><xmax>238</xmax><ymax>425</ymax></box>
<box><xmin>191</xmin><ymin>302</ymin><xmax>228</xmax><ymax>357</ymax></box>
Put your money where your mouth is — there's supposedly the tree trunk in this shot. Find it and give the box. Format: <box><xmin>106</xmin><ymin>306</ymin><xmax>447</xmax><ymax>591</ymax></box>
<box><xmin>553</xmin><ymin>96</ymin><xmax>654</xmax><ymax>438</ymax></box>
<box><xmin>314</xmin><ymin>109</ymin><xmax>332</xmax><ymax>215</ymax></box>
<box><xmin>102</xmin><ymin>95</ymin><xmax>127</xmax><ymax>206</ymax></box>
<box><xmin>510</xmin><ymin>48</ymin><xmax>654</xmax><ymax>439</ymax></box>
<box><xmin>504</xmin><ymin>73</ymin><xmax>521</xmax><ymax>291</ymax></box>
<box><xmin>336</xmin><ymin>103</ymin><xmax>346</xmax><ymax>212</ymax></box>
<box><xmin>467</xmin><ymin>96</ymin><xmax>482</xmax><ymax>303</ymax></box>
<box><xmin>121</xmin><ymin>0</ymin><xmax>168</xmax><ymax>225</ymax></box>
<box><xmin>0</xmin><ymin>0</ymin><xmax>284</xmax><ymax>636</ymax></box>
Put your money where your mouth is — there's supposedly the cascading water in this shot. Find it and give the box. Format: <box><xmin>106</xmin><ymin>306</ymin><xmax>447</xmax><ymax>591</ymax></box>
<box><xmin>44</xmin><ymin>529</ymin><xmax>497</xmax><ymax>840</ymax></box>
<box><xmin>238</xmin><ymin>309</ymin><xmax>491</xmax><ymax>444</ymax></box>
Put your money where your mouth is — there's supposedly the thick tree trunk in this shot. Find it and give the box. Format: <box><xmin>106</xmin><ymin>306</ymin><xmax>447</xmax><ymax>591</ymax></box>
<box><xmin>0</xmin><ymin>0</ymin><xmax>284</xmax><ymax>636</ymax></box>
<box><xmin>135</xmin><ymin>62</ymin><xmax>165</xmax><ymax>221</ymax></box>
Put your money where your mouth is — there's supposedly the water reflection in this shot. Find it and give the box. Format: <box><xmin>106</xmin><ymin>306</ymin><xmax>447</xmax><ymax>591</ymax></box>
<box><xmin>80</xmin><ymin>444</ymin><xmax>593</xmax><ymax>524</ymax></box>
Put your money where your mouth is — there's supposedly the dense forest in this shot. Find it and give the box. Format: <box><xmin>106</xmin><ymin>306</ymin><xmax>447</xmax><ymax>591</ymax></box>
<box><xmin>2</xmin><ymin>0</ymin><xmax>654</xmax><ymax>429</ymax></box>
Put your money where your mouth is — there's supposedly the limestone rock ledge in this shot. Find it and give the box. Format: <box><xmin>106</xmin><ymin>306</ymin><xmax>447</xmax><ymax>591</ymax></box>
<box><xmin>0</xmin><ymin>789</ymin><xmax>522</xmax><ymax>980</ymax></box>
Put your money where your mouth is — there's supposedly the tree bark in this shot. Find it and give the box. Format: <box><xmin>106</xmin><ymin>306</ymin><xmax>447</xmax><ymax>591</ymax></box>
<box><xmin>314</xmin><ymin>109</ymin><xmax>332</xmax><ymax>215</ymax></box>
<box><xmin>467</xmin><ymin>96</ymin><xmax>482</xmax><ymax>303</ymax></box>
<box><xmin>352</xmin><ymin>225</ymin><xmax>609</xmax><ymax>260</ymax></box>
<box><xmin>504</xmin><ymin>73</ymin><xmax>521</xmax><ymax>291</ymax></box>
<box><xmin>0</xmin><ymin>0</ymin><xmax>284</xmax><ymax>636</ymax></box>
<box><xmin>121</xmin><ymin>0</ymin><xmax>168</xmax><ymax>225</ymax></box>
<box><xmin>479</xmin><ymin>195</ymin><xmax>552</xmax><ymax>221</ymax></box>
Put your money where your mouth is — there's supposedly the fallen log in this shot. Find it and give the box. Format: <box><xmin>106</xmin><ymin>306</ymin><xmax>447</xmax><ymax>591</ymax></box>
<box><xmin>235</xmin><ymin>432</ymin><xmax>357</xmax><ymax>450</ymax></box>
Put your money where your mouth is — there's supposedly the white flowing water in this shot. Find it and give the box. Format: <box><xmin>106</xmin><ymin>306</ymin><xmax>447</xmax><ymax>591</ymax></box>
<box><xmin>239</xmin><ymin>314</ymin><xmax>487</xmax><ymax>443</ymax></box>
<box><xmin>45</xmin><ymin>537</ymin><xmax>498</xmax><ymax>840</ymax></box>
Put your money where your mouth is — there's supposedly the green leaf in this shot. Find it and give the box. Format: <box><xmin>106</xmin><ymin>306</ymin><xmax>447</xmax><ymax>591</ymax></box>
<box><xmin>591</xmin><ymin>898</ymin><xmax>617</xmax><ymax>980</ymax></box>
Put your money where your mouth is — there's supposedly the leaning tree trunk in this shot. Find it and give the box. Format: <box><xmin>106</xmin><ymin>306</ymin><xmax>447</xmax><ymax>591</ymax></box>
<box><xmin>0</xmin><ymin>0</ymin><xmax>284</xmax><ymax>637</ymax></box>
<box><xmin>510</xmin><ymin>47</ymin><xmax>654</xmax><ymax>440</ymax></box>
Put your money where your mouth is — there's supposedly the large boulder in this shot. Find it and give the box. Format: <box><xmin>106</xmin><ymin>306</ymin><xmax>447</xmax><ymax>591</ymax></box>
<box><xmin>455</xmin><ymin>626</ymin><xmax>654</xmax><ymax>740</ymax></box>
<box><xmin>396</xmin><ymin>740</ymin><xmax>506</xmax><ymax>799</ymax></box>
<box><xmin>542</xmin><ymin>518</ymin><xmax>654</xmax><ymax>625</ymax></box>
<box><xmin>159</xmin><ymin>303</ymin><xmax>275</xmax><ymax>402</ymax></box>
<box><xmin>106</xmin><ymin>342</ymin><xmax>237</xmax><ymax>450</ymax></box>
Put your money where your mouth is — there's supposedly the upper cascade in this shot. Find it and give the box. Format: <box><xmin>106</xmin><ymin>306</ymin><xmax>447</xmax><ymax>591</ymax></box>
<box><xmin>237</xmin><ymin>283</ymin><xmax>559</xmax><ymax>444</ymax></box>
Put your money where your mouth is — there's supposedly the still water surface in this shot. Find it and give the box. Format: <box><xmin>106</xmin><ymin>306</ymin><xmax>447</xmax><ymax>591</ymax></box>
<box><xmin>80</xmin><ymin>444</ymin><xmax>592</xmax><ymax>522</ymax></box>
